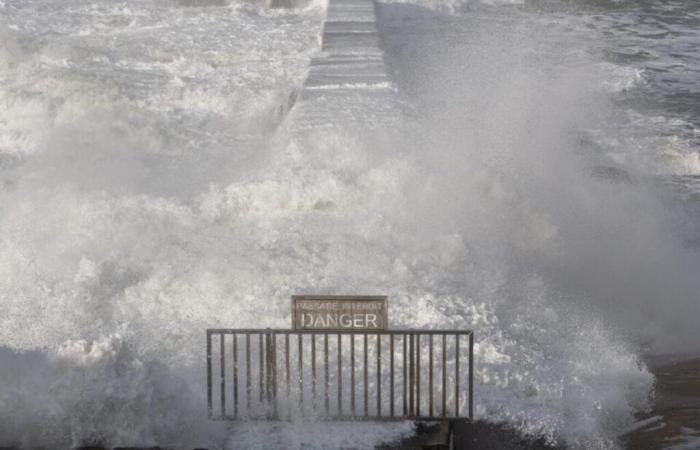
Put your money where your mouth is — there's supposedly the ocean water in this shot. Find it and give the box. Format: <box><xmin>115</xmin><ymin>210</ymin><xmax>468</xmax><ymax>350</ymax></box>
<box><xmin>0</xmin><ymin>0</ymin><xmax>699</xmax><ymax>449</ymax></box>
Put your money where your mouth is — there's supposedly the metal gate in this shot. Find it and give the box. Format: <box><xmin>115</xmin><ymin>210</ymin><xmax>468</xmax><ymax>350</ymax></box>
<box><xmin>207</xmin><ymin>329</ymin><xmax>473</xmax><ymax>422</ymax></box>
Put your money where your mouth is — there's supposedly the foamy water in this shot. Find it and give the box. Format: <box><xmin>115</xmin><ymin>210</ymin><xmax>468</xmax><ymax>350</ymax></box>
<box><xmin>1</xmin><ymin>0</ymin><xmax>699</xmax><ymax>449</ymax></box>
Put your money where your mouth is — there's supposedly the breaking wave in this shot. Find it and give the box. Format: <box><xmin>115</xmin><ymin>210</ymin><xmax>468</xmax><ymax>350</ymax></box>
<box><xmin>1</xmin><ymin>0</ymin><xmax>699</xmax><ymax>449</ymax></box>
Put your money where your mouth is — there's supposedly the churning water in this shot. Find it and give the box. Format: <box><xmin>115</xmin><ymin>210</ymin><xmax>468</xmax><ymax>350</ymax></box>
<box><xmin>0</xmin><ymin>0</ymin><xmax>699</xmax><ymax>448</ymax></box>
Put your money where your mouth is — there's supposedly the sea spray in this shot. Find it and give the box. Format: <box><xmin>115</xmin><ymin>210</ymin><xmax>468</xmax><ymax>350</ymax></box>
<box><xmin>1</xmin><ymin>0</ymin><xmax>699</xmax><ymax>449</ymax></box>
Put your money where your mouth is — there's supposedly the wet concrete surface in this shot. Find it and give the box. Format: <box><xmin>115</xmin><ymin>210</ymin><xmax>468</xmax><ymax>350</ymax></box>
<box><xmin>624</xmin><ymin>357</ymin><xmax>700</xmax><ymax>449</ymax></box>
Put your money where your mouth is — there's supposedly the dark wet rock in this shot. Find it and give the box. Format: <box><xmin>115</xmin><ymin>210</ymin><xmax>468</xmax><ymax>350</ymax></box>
<box><xmin>381</xmin><ymin>421</ymin><xmax>562</xmax><ymax>450</ymax></box>
<box><xmin>454</xmin><ymin>422</ymin><xmax>561</xmax><ymax>450</ymax></box>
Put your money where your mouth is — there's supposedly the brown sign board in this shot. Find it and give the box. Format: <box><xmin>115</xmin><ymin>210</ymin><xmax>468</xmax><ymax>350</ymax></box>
<box><xmin>292</xmin><ymin>295</ymin><xmax>388</xmax><ymax>331</ymax></box>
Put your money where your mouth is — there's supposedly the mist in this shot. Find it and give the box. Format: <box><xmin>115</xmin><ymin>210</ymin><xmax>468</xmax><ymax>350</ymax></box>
<box><xmin>0</xmin><ymin>0</ymin><xmax>698</xmax><ymax>449</ymax></box>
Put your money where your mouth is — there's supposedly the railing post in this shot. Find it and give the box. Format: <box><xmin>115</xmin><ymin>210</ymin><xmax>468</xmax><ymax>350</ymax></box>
<box><xmin>351</xmin><ymin>335</ymin><xmax>356</xmax><ymax>416</ymax></box>
<box><xmin>469</xmin><ymin>331</ymin><xmax>474</xmax><ymax>421</ymax></box>
<box><xmin>220</xmin><ymin>333</ymin><xmax>226</xmax><ymax>417</ymax></box>
<box><xmin>324</xmin><ymin>334</ymin><xmax>329</xmax><ymax>414</ymax></box>
<box><xmin>455</xmin><ymin>333</ymin><xmax>460</xmax><ymax>417</ymax></box>
<box><xmin>246</xmin><ymin>334</ymin><xmax>251</xmax><ymax>412</ymax></box>
<box><xmin>403</xmin><ymin>333</ymin><xmax>407</xmax><ymax>416</ymax></box>
<box><xmin>272</xmin><ymin>332</ymin><xmax>278</xmax><ymax>418</ymax></box>
<box><xmin>206</xmin><ymin>330</ymin><xmax>212</xmax><ymax>419</ymax></box>
<box><xmin>364</xmin><ymin>334</ymin><xmax>368</xmax><ymax>417</ymax></box>
<box><xmin>233</xmin><ymin>334</ymin><xmax>238</xmax><ymax>417</ymax></box>
<box><xmin>285</xmin><ymin>333</ymin><xmax>290</xmax><ymax>419</ymax></box>
<box><xmin>259</xmin><ymin>334</ymin><xmax>264</xmax><ymax>405</ymax></box>
<box><xmin>337</xmin><ymin>333</ymin><xmax>342</xmax><ymax>416</ymax></box>
<box><xmin>264</xmin><ymin>329</ymin><xmax>276</xmax><ymax>419</ymax></box>
<box><xmin>377</xmin><ymin>333</ymin><xmax>381</xmax><ymax>417</ymax></box>
<box><xmin>390</xmin><ymin>334</ymin><xmax>394</xmax><ymax>417</ymax></box>
<box><xmin>409</xmin><ymin>331</ymin><xmax>414</xmax><ymax>416</ymax></box>
<box><xmin>442</xmin><ymin>333</ymin><xmax>447</xmax><ymax>417</ymax></box>
<box><xmin>298</xmin><ymin>333</ymin><xmax>304</xmax><ymax>408</ymax></box>
<box><xmin>429</xmin><ymin>334</ymin><xmax>434</xmax><ymax>417</ymax></box>
<box><xmin>416</xmin><ymin>333</ymin><xmax>420</xmax><ymax>417</ymax></box>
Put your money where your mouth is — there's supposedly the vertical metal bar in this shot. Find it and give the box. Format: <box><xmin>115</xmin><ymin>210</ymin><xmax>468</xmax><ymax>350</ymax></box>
<box><xmin>455</xmin><ymin>334</ymin><xmax>460</xmax><ymax>416</ymax></box>
<box><xmin>207</xmin><ymin>331</ymin><xmax>212</xmax><ymax>418</ymax></box>
<box><xmin>271</xmin><ymin>333</ymin><xmax>278</xmax><ymax>418</ymax></box>
<box><xmin>469</xmin><ymin>332</ymin><xmax>474</xmax><ymax>421</ymax></box>
<box><xmin>298</xmin><ymin>334</ymin><xmax>303</xmax><ymax>405</ymax></box>
<box><xmin>259</xmin><ymin>334</ymin><xmax>264</xmax><ymax>404</ymax></box>
<box><xmin>246</xmin><ymin>334</ymin><xmax>251</xmax><ymax>411</ymax></box>
<box><xmin>233</xmin><ymin>334</ymin><xmax>238</xmax><ymax>417</ymax></box>
<box><xmin>285</xmin><ymin>333</ymin><xmax>290</xmax><ymax>416</ymax></box>
<box><xmin>403</xmin><ymin>333</ymin><xmax>407</xmax><ymax>416</ymax></box>
<box><xmin>220</xmin><ymin>333</ymin><xmax>226</xmax><ymax>417</ymax></box>
<box><xmin>265</xmin><ymin>332</ymin><xmax>271</xmax><ymax>405</ymax></box>
<box><xmin>376</xmin><ymin>333</ymin><xmax>381</xmax><ymax>417</ymax></box>
<box><xmin>351</xmin><ymin>335</ymin><xmax>356</xmax><ymax>416</ymax></box>
<box><xmin>312</xmin><ymin>334</ymin><xmax>317</xmax><ymax>406</ymax></box>
<box><xmin>337</xmin><ymin>334</ymin><xmax>342</xmax><ymax>415</ymax></box>
<box><xmin>363</xmin><ymin>333</ymin><xmax>368</xmax><ymax>417</ymax></box>
<box><xmin>390</xmin><ymin>334</ymin><xmax>394</xmax><ymax>417</ymax></box>
<box><xmin>429</xmin><ymin>334</ymin><xmax>434</xmax><ymax>417</ymax></box>
<box><xmin>416</xmin><ymin>334</ymin><xmax>420</xmax><ymax>417</ymax></box>
<box><xmin>409</xmin><ymin>332</ymin><xmax>414</xmax><ymax>416</ymax></box>
<box><xmin>324</xmin><ymin>334</ymin><xmax>329</xmax><ymax>414</ymax></box>
<box><xmin>442</xmin><ymin>333</ymin><xmax>447</xmax><ymax>417</ymax></box>
<box><xmin>203</xmin><ymin>329</ymin><xmax>477</xmax><ymax>422</ymax></box>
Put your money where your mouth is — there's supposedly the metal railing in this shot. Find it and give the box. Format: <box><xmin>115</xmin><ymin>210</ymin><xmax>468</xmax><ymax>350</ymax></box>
<box><xmin>206</xmin><ymin>329</ymin><xmax>473</xmax><ymax>422</ymax></box>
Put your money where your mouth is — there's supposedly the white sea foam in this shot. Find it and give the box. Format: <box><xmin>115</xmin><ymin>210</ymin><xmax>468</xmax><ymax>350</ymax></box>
<box><xmin>1</xmin><ymin>0</ymin><xmax>699</xmax><ymax>449</ymax></box>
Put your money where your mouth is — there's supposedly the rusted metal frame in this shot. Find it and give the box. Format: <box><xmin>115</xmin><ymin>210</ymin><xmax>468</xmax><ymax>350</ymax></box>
<box><xmin>469</xmin><ymin>331</ymin><xmax>474</xmax><ymax>421</ymax></box>
<box><xmin>259</xmin><ymin>334</ymin><xmax>264</xmax><ymax>406</ymax></box>
<box><xmin>429</xmin><ymin>334</ymin><xmax>433</xmax><ymax>417</ymax></box>
<box><xmin>217</xmin><ymin>415</ymin><xmax>467</xmax><ymax>422</ymax></box>
<box><xmin>403</xmin><ymin>333</ymin><xmax>407</xmax><ymax>416</ymax></box>
<box><xmin>233</xmin><ymin>333</ymin><xmax>238</xmax><ymax>417</ymax></box>
<box><xmin>455</xmin><ymin>334</ymin><xmax>459</xmax><ymax>417</ymax></box>
<box><xmin>416</xmin><ymin>333</ymin><xmax>420</xmax><ymax>416</ymax></box>
<box><xmin>337</xmin><ymin>334</ymin><xmax>342</xmax><ymax>415</ymax></box>
<box><xmin>390</xmin><ymin>334</ymin><xmax>394</xmax><ymax>417</ymax></box>
<box><xmin>274</xmin><ymin>334</ymin><xmax>278</xmax><ymax>416</ymax></box>
<box><xmin>409</xmin><ymin>331</ymin><xmax>414</xmax><ymax>416</ymax></box>
<box><xmin>312</xmin><ymin>334</ymin><xmax>317</xmax><ymax>406</ymax></box>
<box><xmin>285</xmin><ymin>333</ymin><xmax>290</xmax><ymax>419</ymax></box>
<box><xmin>376</xmin><ymin>333</ymin><xmax>381</xmax><ymax>417</ymax></box>
<box><xmin>270</xmin><ymin>331</ymin><xmax>278</xmax><ymax>418</ymax></box>
<box><xmin>206</xmin><ymin>330</ymin><xmax>212</xmax><ymax>419</ymax></box>
<box><xmin>265</xmin><ymin>332</ymin><xmax>271</xmax><ymax>407</ymax></box>
<box><xmin>351</xmin><ymin>336</ymin><xmax>355</xmax><ymax>415</ymax></box>
<box><xmin>207</xmin><ymin>329</ymin><xmax>474</xmax><ymax>421</ymax></box>
<box><xmin>216</xmin><ymin>414</ymin><xmax>467</xmax><ymax>422</ymax></box>
<box><xmin>324</xmin><ymin>334</ymin><xmax>329</xmax><ymax>414</ymax></box>
<box><xmin>246</xmin><ymin>334</ymin><xmax>251</xmax><ymax>411</ymax></box>
<box><xmin>442</xmin><ymin>333</ymin><xmax>447</xmax><ymax>417</ymax></box>
<box><xmin>220</xmin><ymin>333</ymin><xmax>226</xmax><ymax>417</ymax></box>
<box><xmin>298</xmin><ymin>333</ymin><xmax>303</xmax><ymax>407</ymax></box>
<box><xmin>209</xmin><ymin>329</ymin><xmax>472</xmax><ymax>335</ymax></box>
<box><xmin>363</xmin><ymin>334</ymin><xmax>368</xmax><ymax>417</ymax></box>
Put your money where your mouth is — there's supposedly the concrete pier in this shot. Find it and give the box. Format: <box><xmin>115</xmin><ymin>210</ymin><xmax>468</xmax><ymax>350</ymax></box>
<box><xmin>290</xmin><ymin>0</ymin><xmax>399</xmax><ymax>131</ymax></box>
<box><xmin>305</xmin><ymin>0</ymin><xmax>390</xmax><ymax>91</ymax></box>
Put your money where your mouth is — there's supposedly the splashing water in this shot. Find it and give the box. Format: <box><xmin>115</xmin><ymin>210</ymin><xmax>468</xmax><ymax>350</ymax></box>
<box><xmin>1</xmin><ymin>0</ymin><xmax>699</xmax><ymax>449</ymax></box>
